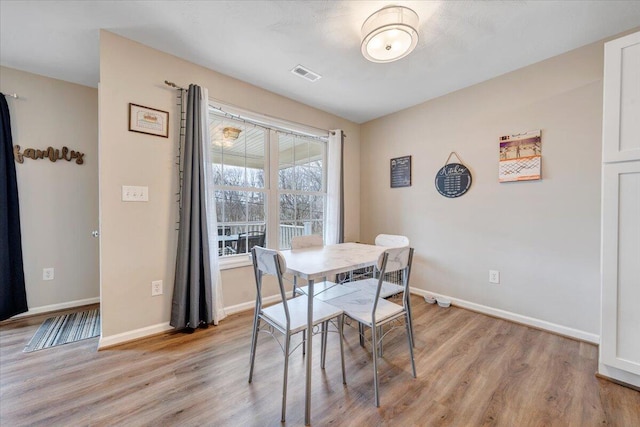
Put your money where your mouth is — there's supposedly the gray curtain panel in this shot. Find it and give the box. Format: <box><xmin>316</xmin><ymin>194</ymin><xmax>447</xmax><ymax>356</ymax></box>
<box><xmin>171</xmin><ymin>84</ymin><xmax>213</xmax><ymax>330</ymax></box>
<box><xmin>0</xmin><ymin>93</ymin><xmax>28</xmax><ymax>321</ymax></box>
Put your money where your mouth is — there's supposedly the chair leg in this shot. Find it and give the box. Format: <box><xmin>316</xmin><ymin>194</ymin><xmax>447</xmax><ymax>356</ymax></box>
<box><xmin>339</xmin><ymin>315</ymin><xmax>346</xmax><ymax>384</ymax></box>
<box><xmin>371</xmin><ymin>324</ymin><xmax>380</xmax><ymax>407</ymax></box>
<box><xmin>248</xmin><ymin>315</ymin><xmax>260</xmax><ymax>383</ymax></box>
<box><xmin>302</xmin><ymin>329</ymin><xmax>306</xmax><ymax>356</ymax></box>
<box><xmin>281</xmin><ymin>334</ymin><xmax>291</xmax><ymax>422</ymax></box>
<box><xmin>406</xmin><ymin>296</ymin><xmax>415</xmax><ymax>348</ymax></box>
<box><xmin>359</xmin><ymin>322</ymin><xmax>365</xmax><ymax>347</ymax></box>
<box><xmin>406</xmin><ymin>312</ymin><xmax>416</xmax><ymax>378</ymax></box>
<box><xmin>321</xmin><ymin>321</ymin><xmax>327</xmax><ymax>369</ymax></box>
<box><xmin>378</xmin><ymin>325</ymin><xmax>384</xmax><ymax>357</ymax></box>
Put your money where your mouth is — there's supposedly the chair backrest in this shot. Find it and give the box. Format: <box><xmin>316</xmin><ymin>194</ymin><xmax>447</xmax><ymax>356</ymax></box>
<box><xmin>251</xmin><ymin>246</ymin><xmax>290</xmax><ymax>324</ymax></box>
<box><xmin>377</xmin><ymin>246</ymin><xmax>411</xmax><ymax>274</ymax></box>
<box><xmin>372</xmin><ymin>246</ymin><xmax>414</xmax><ymax>317</ymax></box>
<box><xmin>375</xmin><ymin>234</ymin><xmax>409</xmax><ymax>248</ymax></box>
<box><xmin>253</xmin><ymin>246</ymin><xmax>287</xmax><ymax>277</ymax></box>
<box><xmin>238</xmin><ymin>231</ymin><xmax>266</xmax><ymax>254</ymax></box>
<box><xmin>290</xmin><ymin>234</ymin><xmax>324</xmax><ymax>249</ymax></box>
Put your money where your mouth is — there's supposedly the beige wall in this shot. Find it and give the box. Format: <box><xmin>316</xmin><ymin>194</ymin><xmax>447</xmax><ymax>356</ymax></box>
<box><xmin>0</xmin><ymin>66</ymin><xmax>99</xmax><ymax>311</ymax></box>
<box><xmin>99</xmin><ymin>31</ymin><xmax>360</xmax><ymax>340</ymax></box>
<box><xmin>361</xmin><ymin>42</ymin><xmax>605</xmax><ymax>337</ymax></box>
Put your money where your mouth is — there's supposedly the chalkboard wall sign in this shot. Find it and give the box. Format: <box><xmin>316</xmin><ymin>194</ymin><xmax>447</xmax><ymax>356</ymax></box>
<box><xmin>435</xmin><ymin>152</ymin><xmax>472</xmax><ymax>198</ymax></box>
<box><xmin>391</xmin><ymin>155</ymin><xmax>412</xmax><ymax>188</ymax></box>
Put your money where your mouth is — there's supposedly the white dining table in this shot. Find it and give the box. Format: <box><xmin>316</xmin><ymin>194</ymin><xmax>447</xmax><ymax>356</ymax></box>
<box><xmin>279</xmin><ymin>242</ymin><xmax>387</xmax><ymax>425</ymax></box>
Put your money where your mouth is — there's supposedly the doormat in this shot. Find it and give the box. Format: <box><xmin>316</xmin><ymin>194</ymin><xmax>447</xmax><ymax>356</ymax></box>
<box><xmin>23</xmin><ymin>309</ymin><xmax>100</xmax><ymax>352</ymax></box>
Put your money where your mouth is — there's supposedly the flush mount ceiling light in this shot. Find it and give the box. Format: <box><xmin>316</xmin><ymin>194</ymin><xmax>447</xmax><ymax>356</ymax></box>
<box><xmin>223</xmin><ymin>126</ymin><xmax>241</xmax><ymax>140</ymax></box>
<box><xmin>361</xmin><ymin>5</ymin><xmax>419</xmax><ymax>63</ymax></box>
<box><xmin>213</xmin><ymin>126</ymin><xmax>241</xmax><ymax>148</ymax></box>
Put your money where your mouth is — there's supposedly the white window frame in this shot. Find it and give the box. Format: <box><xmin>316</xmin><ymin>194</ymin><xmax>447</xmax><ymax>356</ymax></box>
<box><xmin>208</xmin><ymin>101</ymin><xmax>328</xmax><ymax>270</ymax></box>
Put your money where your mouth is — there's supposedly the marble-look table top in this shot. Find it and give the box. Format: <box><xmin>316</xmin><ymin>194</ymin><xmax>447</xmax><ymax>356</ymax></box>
<box><xmin>280</xmin><ymin>242</ymin><xmax>386</xmax><ymax>280</ymax></box>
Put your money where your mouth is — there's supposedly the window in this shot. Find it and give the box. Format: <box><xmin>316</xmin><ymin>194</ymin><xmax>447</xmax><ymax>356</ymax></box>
<box><xmin>208</xmin><ymin>107</ymin><xmax>327</xmax><ymax>267</ymax></box>
<box><xmin>278</xmin><ymin>134</ymin><xmax>325</xmax><ymax>249</ymax></box>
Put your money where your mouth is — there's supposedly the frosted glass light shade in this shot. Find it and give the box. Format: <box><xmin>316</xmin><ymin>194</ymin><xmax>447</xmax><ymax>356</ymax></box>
<box><xmin>361</xmin><ymin>6</ymin><xmax>419</xmax><ymax>63</ymax></box>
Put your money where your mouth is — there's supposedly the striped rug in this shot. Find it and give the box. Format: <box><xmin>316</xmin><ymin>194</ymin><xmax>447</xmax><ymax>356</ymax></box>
<box><xmin>23</xmin><ymin>309</ymin><xmax>100</xmax><ymax>352</ymax></box>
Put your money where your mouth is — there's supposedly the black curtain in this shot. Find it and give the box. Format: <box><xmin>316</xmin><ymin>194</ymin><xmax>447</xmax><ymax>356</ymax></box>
<box><xmin>170</xmin><ymin>85</ymin><xmax>213</xmax><ymax>330</ymax></box>
<box><xmin>0</xmin><ymin>93</ymin><xmax>28</xmax><ymax>321</ymax></box>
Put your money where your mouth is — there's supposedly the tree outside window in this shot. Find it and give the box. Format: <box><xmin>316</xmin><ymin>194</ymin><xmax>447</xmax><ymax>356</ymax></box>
<box><xmin>209</xmin><ymin>114</ymin><xmax>326</xmax><ymax>257</ymax></box>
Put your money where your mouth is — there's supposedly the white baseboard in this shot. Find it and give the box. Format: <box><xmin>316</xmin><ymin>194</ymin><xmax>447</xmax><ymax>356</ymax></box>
<box><xmin>23</xmin><ymin>290</ymin><xmax>598</xmax><ymax>349</ymax></box>
<box><xmin>13</xmin><ymin>297</ymin><xmax>100</xmax><ymax>318</ymax></box>
<box><xmin>598</xmin><ymin>363</ymin><xmax>640</xmax><ymax>389</ymax></box>
<box><xmin>223</xmin><ymin>292</ymin><xmax>292</xmax><ymax>316</ymax></box>
<box><xmin>98</xmin><ymin>292</ymin><xmax>293</xmax><ymax>348</ymax></box>
<box><xmin>410</xmin><ymin>287</ymin><xmax>600</xmax><ymax>344</ymax></box>
<box><xmin>223</xmin><ymin>300</ymin><xmax>256</xmax><ymax>316</ymax></box>
<box><xmin>99</xmin><ymin>293</ymin><xmax>290</xmax><ymax>348</ymax></box>
<box><xmin>99</xmin><ymin>322</ymin><xmax>173</xmax><ymax>349</ymax></box>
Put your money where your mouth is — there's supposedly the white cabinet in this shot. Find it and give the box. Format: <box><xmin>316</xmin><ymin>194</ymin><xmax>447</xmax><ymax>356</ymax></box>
<box><xmin>601</xmin><ymin>162</ymin><xmax>640</xmax><ymax>377</ymax></box>
<box><xmin>599</xmin><ymin>31</ymin><xmax>640</xmax><ymax>388</ymax></box>
<box><xmin>602</xmin><ymin>31</ymin><xmax>640</xmax><ymax>163</ymax></box>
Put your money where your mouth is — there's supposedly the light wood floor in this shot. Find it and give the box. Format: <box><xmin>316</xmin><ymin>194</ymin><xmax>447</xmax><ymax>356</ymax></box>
<box><xmin>1</xmin><ymin>298</ymin><xmax>639</xmax><ymax>426</ymax></box>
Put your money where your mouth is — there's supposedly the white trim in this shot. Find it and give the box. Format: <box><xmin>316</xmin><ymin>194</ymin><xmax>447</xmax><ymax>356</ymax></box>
<box><xmin>98</xmin><ymin>291</ymin><xmax>293</xmax><ymax>347</ymax></box>
<box><xmin>219</xmin><ymin>254</ymin><xmax>252</xmax><ymax>270</ymax></box>
<box><xmin>58</xmin><ymin>289</ymin><xmax>600</xmax><ymax>349</ymax></box>
<box><xmin>98</xmin><ymin>322</ymin><xmax>173</xmax><ymax>349</ymax></box>
<box><xmin>208</xmin><ymin>98</ymin><xmax>329</xmax><ymax>139</ymax></box>
<box><xmin>410</xmin><ymin>287</ymin><xmax>600</xmax><ymax>344</ymax></box>
<box><xmin>223</xmin><ymin>291</ymin><xmax>293</xmax><ymax>316</ymax></box>
<box><xmin>325</xmin><ymin>130</ymin><xmax>342</xmax><ymax>245</ymax></box>
<box><xmin>598</xmin><ymin>362</ymin><xmax>640</xmax><ymax>388</ymax></box>
<box><xmin>12</xmin><ymin>297</ymin><xmax>100</xmax><ymax>318</ymax></box>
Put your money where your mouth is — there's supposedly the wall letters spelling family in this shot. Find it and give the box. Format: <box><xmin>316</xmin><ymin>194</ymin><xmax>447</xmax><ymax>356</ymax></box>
<box><xmin>13</xmin><ymin>145</ymin><xmax>84</xmax><ymax>165</ymax></box>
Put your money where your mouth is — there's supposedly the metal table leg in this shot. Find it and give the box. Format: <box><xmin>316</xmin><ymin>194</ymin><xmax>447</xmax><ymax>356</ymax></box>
<box><xmin>305</xmin><ymin>278</ymin><xmax>314</xmax><ymax>425</ymax></box>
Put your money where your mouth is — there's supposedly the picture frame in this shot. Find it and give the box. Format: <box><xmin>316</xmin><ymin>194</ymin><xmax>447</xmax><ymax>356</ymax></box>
<box><xmin>390</xmin><ymin>155</ymin><xmax>412</xmax><ymax>188</ymax></box>
<box><xmin>128</xmin><ymin>103</ymin><xmax>169</xmax><ymax>138</ymax></box>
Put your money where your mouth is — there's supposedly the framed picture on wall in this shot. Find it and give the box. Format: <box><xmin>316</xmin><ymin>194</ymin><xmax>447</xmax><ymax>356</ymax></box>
<box><xmin>390</xmin><ymin>155</ymin><xmax>412</xmax><ymax>188</ymax></box>
<box><xmin>498</xmin><ymin>130</ymin><xmax>541</xmax><ymax>182</ymax></box>
<box><xmin>128</xmin><ymin>103</ymin><xmax>169</xmax><ymax>138</ymax></box>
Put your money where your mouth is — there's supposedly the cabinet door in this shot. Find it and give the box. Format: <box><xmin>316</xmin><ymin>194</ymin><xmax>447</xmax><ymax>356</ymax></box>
<box><xmin>601</xmin><ymin>161</ymin><xmax>640</xmax><ymax>375</ymax></box>
<box><xmin>602</xmin><ymin>31</ymin><xmax>640</xmax><ymax>163</ymax></box>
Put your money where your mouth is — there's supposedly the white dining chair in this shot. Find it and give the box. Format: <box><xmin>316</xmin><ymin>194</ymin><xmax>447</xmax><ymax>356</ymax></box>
<box><xmin>375</xmin><ymin>234</ymin><xmax>414</xmax><ymax>342</ymax></box>
<box><xmin>326</xmin><ymin>246</ymin><xmax>416</xmax><ymax>407</ymax></box>
<box><xmin>248</xmin><ymin>246</ymin><xmax>346</xmax><ymax>422</ymax></box>
<box><xmin>344</xmin><ymin>233</ymin><xmax>410</xmax><ymax>298</ymax></box>
<box><xmin>374</xmin><ymin>234</ymin><xmax>410</xmax><ymax>247</ymax></box>
<box><xmin>344</xmin><ymin>234</ymin><xmax>414</xmax><ymax>346</ymax></box>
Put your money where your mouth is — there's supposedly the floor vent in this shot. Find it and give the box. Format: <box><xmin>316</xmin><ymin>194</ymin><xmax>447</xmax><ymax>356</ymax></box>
<box><xmin>291</xmin><ymin>65</ymin><xmax>321</xmax><ymax>82</ymax></box>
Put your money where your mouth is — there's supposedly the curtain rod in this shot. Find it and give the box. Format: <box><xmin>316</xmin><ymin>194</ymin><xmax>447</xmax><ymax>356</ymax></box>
<box><xmin>2</xmin><ymin>93</ymin><xmax>19</xmax><ymax>99</ymax></box>
<box><xmin>210</xmin><ymin>105</ymin><xmax>329</xmax><ymax>142</ymax></box>
<box><xmin>164</xmin><ymin>80</ymin><xmax>346</xmax><ymax>139</ymax></box>
<box><xmin>164</xmin><ymin>80</ymin><xmax>186</xmax><ymax>91</ymax></box>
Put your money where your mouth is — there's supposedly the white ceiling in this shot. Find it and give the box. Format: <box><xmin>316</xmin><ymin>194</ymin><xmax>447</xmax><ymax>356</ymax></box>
<box><xmin>1</xmin><ymin>1</ymin><xmax>639</xmax><ymax>124</ymax></box>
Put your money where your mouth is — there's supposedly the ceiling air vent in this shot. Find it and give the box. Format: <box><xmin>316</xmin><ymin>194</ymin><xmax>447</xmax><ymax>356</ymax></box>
<box><xmin>291</xmin><ymin>65</ymin><xmax>322</xmax><ymax>82</ymax></box>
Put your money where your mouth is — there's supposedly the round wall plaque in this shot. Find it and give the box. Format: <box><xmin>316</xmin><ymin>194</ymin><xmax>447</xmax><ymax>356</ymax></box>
<box><xmin>435</xmin><ymin>162</ymin><xmax>472</xmax><ymax>198</ymax></box>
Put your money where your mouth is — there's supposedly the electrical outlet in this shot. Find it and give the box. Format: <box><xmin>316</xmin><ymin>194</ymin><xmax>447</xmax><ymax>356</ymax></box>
<box><xmin>122</xmin><ymin>185</ymin><xmax>149</xmax><ymax>202</ymax></box>
<box><xmin>489</xmin><ymin>270</ymin><xmax>500</xmax><ymax>284</ymax></box>
<box><xmin>151</xmin><ymin>280</ymin><xmax>163</xmax><ymax>296</ymax></box>
<box><xmin>43</xmin><ymin>268</ymin><xmax>54</xmax><ymax>281</ymax></box>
